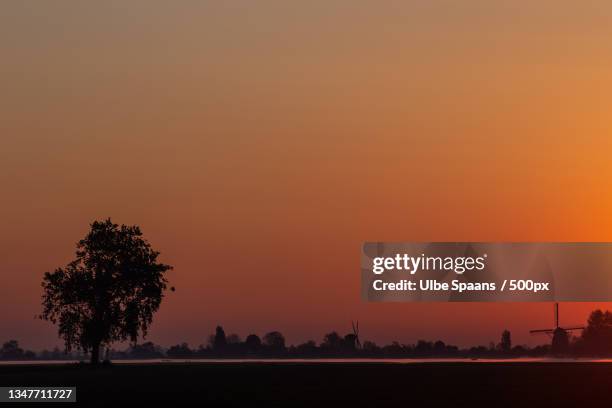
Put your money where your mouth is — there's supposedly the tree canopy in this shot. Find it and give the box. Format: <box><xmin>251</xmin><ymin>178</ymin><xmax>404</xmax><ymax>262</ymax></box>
<box><xmin>40</xmin><ymin>219</ymin><xmax>173</xmax><ymax>364</ymax></box>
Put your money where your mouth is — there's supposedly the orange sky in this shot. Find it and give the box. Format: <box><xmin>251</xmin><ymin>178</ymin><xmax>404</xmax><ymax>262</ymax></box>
<box><xmin>2</xmin><ymin>1</ymin><xmax>612</xmax><ymax>350</ymax></box>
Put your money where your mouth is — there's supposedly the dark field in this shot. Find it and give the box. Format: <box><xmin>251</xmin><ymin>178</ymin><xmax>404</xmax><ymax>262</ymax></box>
<box><xmin>0</xmin><ymin>362</ymin><xmax>610</xmax><ymax>407</ymax></box>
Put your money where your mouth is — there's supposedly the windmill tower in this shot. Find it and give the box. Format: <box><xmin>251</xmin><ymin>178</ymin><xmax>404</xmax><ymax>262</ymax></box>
<box><xmin>344</xmin><ymin>320</ymin><xmax>361</xmax><ymax>350</ymax></box>
<box><xmin>351</xmin><ymin>321</ymin><xmax>361</xmax><ymax>349</ymax></box>
<box><xmin>530</xmin><ymin>303</ymin><xmax>584</xmax><ymax>354</ymax></box>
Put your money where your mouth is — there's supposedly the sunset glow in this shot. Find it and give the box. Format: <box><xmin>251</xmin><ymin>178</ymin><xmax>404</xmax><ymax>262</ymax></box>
<box><xmin>2</xmin><ymin>1</ymin><xmax>612</xmax><ymax>351</ymax></box>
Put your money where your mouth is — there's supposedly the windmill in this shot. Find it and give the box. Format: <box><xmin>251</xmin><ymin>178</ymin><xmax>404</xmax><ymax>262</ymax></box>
<box><xmin>351</xmin><ymin>320</ymin><xmax>361</xmax><ymax>349</ymax></box>
<box><xmin>530</xmin><ymin>303</ymin><xmax>584</xmax><ymax>354</ymax></box>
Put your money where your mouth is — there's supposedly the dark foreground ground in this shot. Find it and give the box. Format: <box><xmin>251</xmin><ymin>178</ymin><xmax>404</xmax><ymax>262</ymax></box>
<box><xmin>0</xmin><ymin>362</ymin><xmax>610</xmax><ymax>407</ymax></box>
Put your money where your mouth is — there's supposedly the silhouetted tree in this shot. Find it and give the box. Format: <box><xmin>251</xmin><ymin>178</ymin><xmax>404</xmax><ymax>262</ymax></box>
<box><xmin>0</xmin><ymin>340</ymin><xmax>35</xmax><ymax>360</ymax></box>
<box><xmin>530</xmin><ymin>344</ymin><xmax>551</xmax><ymax>357</ymax></box>
<box><xmin>214</xmin><ymin>326</ymin><xmax>227</xmax><ymax>351</ymax></box>
<box><xmin>362</xmin><ymin>340</ymin><xmax>380</xmax><ymax>353</ymax></box>
<box><xmin>295</xmin><ymin>340</ymin><xmax>317</xmax><ymax>354</ymax></box>
<box><xmin>322</xmin><ymin>332</ymin><xmax>343</xmax><ymax>350</ymax></box>
<box><xmin>415</xmin><ymin>340</ymin><xmax>433</xmax><ymax>355</ymax></box>
<box><xmin>433</xmin><ymin>340</ymin><xmax>446</xmax><ymax>355</ymax></box>
<box><xmin>40</xmin><ymin>219</ymin><xmax>173</xmax><ymax>364</ymax></box>
<box><xmin>167</xmin><ymin>343</ymin><xmax>193</xmax><ymax>358</ymax></box>
<box><xmin>245</xmin><ymin>334</ymin><xmax>262</xmax><ymax>352</ymax></box>
<box><xmin>500</xmin><ymin>330</ymin><xmax>512</xmax><ymax>353</ymax></box>
<box><xmin>1</xmin><ymin>340</ymin><xmax>23</xmax><ymax>360</ymax></box>
<box><xmin>580</xmin><ymin>309</ymin><xmax>612</xmax><ymax>355</ymax></box>
<box><xmin>0</xmin><ymin>340</ymin><xmax>22</xmax><ymax>360</ymax></box>
<box><xmin>129</xmin><ymin>341</ymin><xmax>164</xmax><ymax>359</ymax></box>
<box><xmin>382</xmin><ymin>341</ymin><xmax>405</xmax><ymax>356</ymax></box>
<box><xmin>469</xmin><ymin>345</ymin><xmax>489</xmax><ymax>356</ymax></box>
<box><xmin>263</xmin><ymin>331</ymin><xmax>285</xmax><ymax>352</ymax></box>
<box><xmin>226</xmin><ymin>334</ymin><xmax>241</xmax><ymax>344</ymax></box>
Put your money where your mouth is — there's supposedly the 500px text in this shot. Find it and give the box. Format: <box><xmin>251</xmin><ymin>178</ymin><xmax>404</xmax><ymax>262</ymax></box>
<box><xmin>372</xmin><ymin>279</ymin><xmax>551</xmax><ymax>293</ymax></box>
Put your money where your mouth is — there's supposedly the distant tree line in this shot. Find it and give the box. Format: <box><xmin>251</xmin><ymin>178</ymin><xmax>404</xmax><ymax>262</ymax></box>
<box><xmin>0</xmin><ymin>340</ymin><xmax>87</xmax><ymax>361</ymax></box>
<box><xmin>107</xmin><ymin>309</ymin><xmax>612</xmax><ymax>359</ymax></box>
<box><xmin>5</xmin><ymin>309</ymin><xmax>612</xmax><ymax>361</ymax></box>
<box><xmin>0</xmin><ymin>340</ymin><xmax>36</xmax><ymax>360</ymax></box>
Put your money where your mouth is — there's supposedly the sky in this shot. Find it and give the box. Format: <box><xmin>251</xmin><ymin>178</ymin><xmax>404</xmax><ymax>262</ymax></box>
<box><xmin>2</xmin><ymin>1</ymin><xmax>612</xmax><ymax>351</ymax></box>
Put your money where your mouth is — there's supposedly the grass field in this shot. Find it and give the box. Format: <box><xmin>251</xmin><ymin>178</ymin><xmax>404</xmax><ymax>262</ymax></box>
<box><xmin>0</xmin><ymin>362</ymin><xmax>610</xmax><ymax>407</ymax></box>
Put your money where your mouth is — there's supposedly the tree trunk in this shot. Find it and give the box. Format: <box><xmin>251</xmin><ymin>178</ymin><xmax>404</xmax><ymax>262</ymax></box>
<box><xmin>90</xmin><ymin>343</ymin><xmax>100</xmax><ymax>365</ymax></box>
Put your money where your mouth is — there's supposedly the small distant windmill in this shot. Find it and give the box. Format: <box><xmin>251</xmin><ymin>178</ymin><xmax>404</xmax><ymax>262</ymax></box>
<box><xmin>351</xmin><ymin>320</ymin><xmax>361</xmax><ymax>349</ymax></box>
<box><xmin>530</xmin><ymin>303</ymin><xmax>584</xmax><ymax>354</ymax></box>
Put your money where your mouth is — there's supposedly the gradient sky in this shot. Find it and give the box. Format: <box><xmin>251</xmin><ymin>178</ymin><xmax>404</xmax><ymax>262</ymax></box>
<box><xmin>2</xmin><ymin>1</ymin><xmax>612</xmax><ymax>351</ymax></box>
